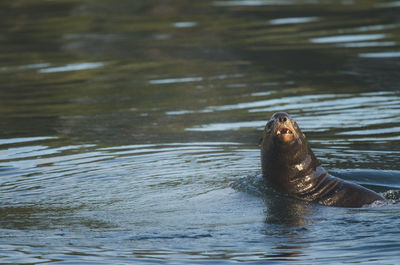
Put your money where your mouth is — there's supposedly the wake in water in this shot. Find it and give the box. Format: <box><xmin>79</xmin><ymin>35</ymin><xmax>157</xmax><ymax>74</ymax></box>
<box><xmin>229</xmin><ymin>173</ymin><xmax>268</xmax><ymax>197</ymax></box>
<box><xmin>231</xmin><ymin>173</ymin><xmax>400</xmax><ymax>207</ymax></box>
<box><xmin>367</xmin><ymin>190</ymin><xmax>400</xmax><ymax>207</ymax></box>
<box><xmin>382</xmin><ymin>189</ymin><xmax>400</xmax><ymax>200</ymax></box>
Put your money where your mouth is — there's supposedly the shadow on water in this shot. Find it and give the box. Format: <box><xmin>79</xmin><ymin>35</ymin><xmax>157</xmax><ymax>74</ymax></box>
<box><xmin>262</xmin><ymin>195</ymin><xmax>314</xmax><ymax>262</ymax></box>
<box><xmin>230</xmin><ymin>173</ymin><xmax>313</xmax><ymax>262</ymax></box>
<box><xmin>264</xmin><ymin>195</ymin><xmax>314</xmax><ymax>227</ymax></box>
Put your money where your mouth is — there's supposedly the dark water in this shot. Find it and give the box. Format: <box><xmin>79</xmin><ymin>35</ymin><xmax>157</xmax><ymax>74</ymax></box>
<box><xmin>1</xmin><ymin>0</ymin><xmax>400</xmax><ymax>264</ymax></box>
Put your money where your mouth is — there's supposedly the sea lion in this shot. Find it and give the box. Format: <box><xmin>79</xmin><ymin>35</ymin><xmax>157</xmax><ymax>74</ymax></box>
<box><xmin>260</xmin><ymin>112</ymin><xmax>385</xmax><ymax>208</ymax></box>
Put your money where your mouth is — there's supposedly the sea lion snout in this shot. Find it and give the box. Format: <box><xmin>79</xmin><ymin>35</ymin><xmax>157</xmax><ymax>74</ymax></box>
<box><xmin>272</xmin><ymin>112</ymin><xmax>290</xmax><ymax>123</ymax></box>
<box><xmin>268</xmin><ymin>112</ymin><xmax>297</xmax><ymax>143</ymax></box>
<box><xmin>278</xmin><ymin>116</ymin><xmax>287</xmax><ymax>123</ymax></box>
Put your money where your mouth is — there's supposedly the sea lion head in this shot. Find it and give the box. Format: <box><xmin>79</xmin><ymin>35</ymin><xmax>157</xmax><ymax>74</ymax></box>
<box><xmin>261</xmin><ymin>112</ymin><xmax>304</xmax><ymax>147</ymax></box>
<box><xmin>261</xmin><ymin>112</ymin><xmax>313</xmax><ymax>189</ymax></box>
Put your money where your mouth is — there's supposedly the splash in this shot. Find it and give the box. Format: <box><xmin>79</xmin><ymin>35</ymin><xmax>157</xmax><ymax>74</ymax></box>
<box><xmin>230</xmin><ymin>173</ymin><xmax>272</xmax><ymax>197</ymax></box>
<box><xmin>382</xmin><ymin>189</ymin><xmax>400</xmax><ymax>200</ymax></box>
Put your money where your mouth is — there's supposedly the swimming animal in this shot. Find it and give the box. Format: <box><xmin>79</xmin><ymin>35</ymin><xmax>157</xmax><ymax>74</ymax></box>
<box><xmin>260</xmin><ymin>112</ymin><xmax>385</xmax><ymax>208</ymax></box>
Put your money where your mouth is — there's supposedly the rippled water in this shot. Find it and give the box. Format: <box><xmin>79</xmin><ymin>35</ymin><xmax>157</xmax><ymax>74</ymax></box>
<box><xmin>1</xmin><ymin>0</ymin><xmax>400</xmax><ymax>264</ymax></box>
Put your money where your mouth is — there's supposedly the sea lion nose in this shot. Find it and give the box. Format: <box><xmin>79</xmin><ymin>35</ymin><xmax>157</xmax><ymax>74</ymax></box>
<box><xmin>271</xmin><ymin>112</ymin><xmax>290</xmax><ymax>123</ymax></box>
<box><xmin>279</xmin><ymin>116</ymin><xmax>287</xmax><ymax>123</ymax></box>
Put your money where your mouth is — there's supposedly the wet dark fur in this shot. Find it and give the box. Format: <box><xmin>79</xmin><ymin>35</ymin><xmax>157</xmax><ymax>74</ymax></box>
<box><xmin>261</xmin><ymin>112</ymin><xmax>385</xmax><ymax>208</ymax></box>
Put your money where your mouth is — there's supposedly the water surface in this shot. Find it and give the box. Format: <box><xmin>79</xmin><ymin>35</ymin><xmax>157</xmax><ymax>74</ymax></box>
<box><xmin>0</xmin><ymin>0</ymin><xmax>400</xmax><ymax>264</ymax></box>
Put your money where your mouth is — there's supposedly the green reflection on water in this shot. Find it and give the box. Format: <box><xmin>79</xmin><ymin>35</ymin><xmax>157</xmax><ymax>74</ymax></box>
<box><xmin>0</xmin><ymin>0</ymin><xmax>399</xmax><ymax>148</ymax></box>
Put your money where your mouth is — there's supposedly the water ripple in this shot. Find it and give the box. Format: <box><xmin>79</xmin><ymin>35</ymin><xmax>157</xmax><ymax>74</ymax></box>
<box><xmin>213</xmin><ymin>0</ymin><xmax>295</xmax><ymax>6</ymax></box>
<box><xmin>184</xmin><ymin>91</ymin><xmax>400</xmax><ymax>133</ymax></box>
<box><xmin>0</xmin><ymin>136</ymin><xmax>57</xmax><ymax>146</ymax></box>
<box><xmin>38</xmin><ymin>62</ymin><xmax>104</xmax><ymax>74</ymax></box>
<box><xmin>310</xmin><ymin>34</ymin><xmax>387</xmax><ymax>44</ymax></box>
<box><xmin>269</xmin><ymin>17</ymin><xmax>319</xmax><ymax>25</ymax></box>
<box><xmin>149</xmin><ymin>77</ymin><xmax>203</xmax><ymax>85</ymax></box>
<box><xmin>0</xmin><ymin>141</ymin><xmax>254</xmax><ymax>207</ymax></box>
<box><xmin>359</xmin><ymin>51</ymin><xmax>400</xmax><ymax>58</ymax></box>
